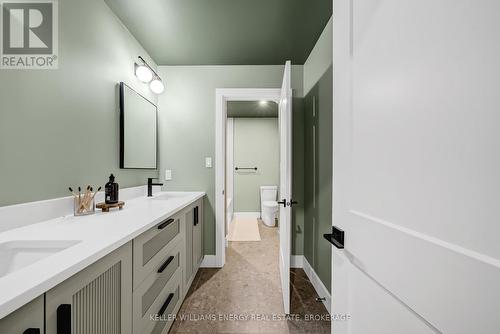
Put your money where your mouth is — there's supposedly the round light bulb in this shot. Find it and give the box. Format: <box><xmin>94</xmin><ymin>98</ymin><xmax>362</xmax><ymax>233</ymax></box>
<box><xmin>150</xmin><ymin>78</ymin><xmax>165</xmax><ymax>94</ymax></box>
<box><xmin>135</xmin><ymin>65</ymin><xmax>153</xmax><ymax>83</ymax></box>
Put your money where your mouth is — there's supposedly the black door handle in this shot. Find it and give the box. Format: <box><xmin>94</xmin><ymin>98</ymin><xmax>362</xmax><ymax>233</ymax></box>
<box><xmin>23</xmin><ymin>329</ymin><xmax>40</xmax><ymax>334</ymax></box>
<box><xmin>324</xmin><ymin>226</ymin><xmax>345</xmax><ymax>249</ymax></box>
<box><xmin>277</xmin><ymin>199</ymin><xmax>287</xmax><ymax>208</ymax></box>
<box><xmin>289</xmin><ymin>200</ymin><xmax>298</xmax><ymax>206</ymax></box>
<box><xmin>57</xmin><ymin>304</ymin><xmax>71</xmax><ymax>334</ymax></box>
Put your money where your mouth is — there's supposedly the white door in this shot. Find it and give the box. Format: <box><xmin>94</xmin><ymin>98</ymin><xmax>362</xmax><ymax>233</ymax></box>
<box><xmin>332</xmin><ymin>0</ymin><xmax>500</xmax><ymax>333</ymax></box>
<box><xmin>278</xmin><ymin>60</ymin><xmax>293</xmax><ymax>314</ymax></box>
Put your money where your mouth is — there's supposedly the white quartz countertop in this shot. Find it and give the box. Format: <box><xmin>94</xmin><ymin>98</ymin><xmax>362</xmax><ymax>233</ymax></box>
<box><xmin>0</xmin><ymin>191</ymin><xmax>205</xmax><ymax>319</ymax></box>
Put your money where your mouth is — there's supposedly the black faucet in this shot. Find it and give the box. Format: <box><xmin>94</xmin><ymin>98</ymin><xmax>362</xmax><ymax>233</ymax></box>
<box><xmin>147</xmin><ymin>178</ymin><xmax>163</xmax><ymax>197</ymax></box>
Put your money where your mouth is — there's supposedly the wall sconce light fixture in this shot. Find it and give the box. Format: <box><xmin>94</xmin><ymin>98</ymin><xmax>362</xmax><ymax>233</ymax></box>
<box><xmin>135</xmin><ymin>56</ymin><xmax>164</xmax><ymax>94</ymax></box>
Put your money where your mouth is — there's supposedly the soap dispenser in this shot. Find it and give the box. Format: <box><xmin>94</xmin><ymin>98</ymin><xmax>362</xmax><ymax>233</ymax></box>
<box><xmin>105</xmin><ymin>174</ymin><xmax>119</xmax><ymax>204</ymax></box>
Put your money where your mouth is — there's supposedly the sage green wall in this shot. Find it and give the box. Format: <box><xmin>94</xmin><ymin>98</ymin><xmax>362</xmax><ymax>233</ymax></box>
<box><xmin>303</xmin><ymin>68</ymin><xmax>333</xmax><ymax>292</ymax></box>
<box><xmin>157</xmin><ymin>65</ymin><xmax>303</xmax><ymax>255</ymax></box>
<box><xmin>302</xmin><ymin>18</ymin><xmax>333</xmax><ymax>292</ymax></box>
<box><xmin>303</xmin><ymin>17</ymin><xmax>332</xmax><ymax>96</ymax></box>
<box><xmin>292</xmin><ymin>18</ymin><xmax>333</xmax><ymax>258</ymax></box>
<box><xmin>233</xmin><ymin>118</ymin><xmax>279</xmax><ymax>212</ymax></box>
<box><xmin>292</xmin><ymin>97</ymin><xmax>305</xmax><ymax>256</ymax></box>
<box><xmin>0</xmin><ymin>0</ymin><xmax>158</xmax><ymax>206</ymax></box>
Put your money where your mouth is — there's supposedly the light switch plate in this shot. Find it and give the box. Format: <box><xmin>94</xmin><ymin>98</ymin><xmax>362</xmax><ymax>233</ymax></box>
<box><xmin>165</xmin><ymin>169</ymin><xmax>172</xmax><ymax>180</ymax></box>
<box><xmin>205</xmin><ymin>157</ymin><xmax>212</xmax><ymax>168</ymax></box>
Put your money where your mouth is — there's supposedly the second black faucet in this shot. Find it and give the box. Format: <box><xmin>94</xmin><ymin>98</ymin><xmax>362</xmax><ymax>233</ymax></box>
<box><xmin>147</xmin><ymin>178</ymin><xmax>163</xmax><ymax>197</ymax></box>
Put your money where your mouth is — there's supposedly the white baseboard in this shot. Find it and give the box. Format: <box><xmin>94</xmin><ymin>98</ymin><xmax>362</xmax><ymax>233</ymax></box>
<box><xmin>233</xmin><ymin>212</ymin><xmax>261</xmax><ymax>219</ymax></box>
<box><xmin>291</xmin><ymin>255</ymin><xmax>304</xmax><ymax>268</ymax></box>
<box><xmin>301</xmin><ymin>256</ymin><xmax>331</xmax><ymax>314</ymax></box>
<box><xmin>200</xmin><ymin>255</ymin><xmax>221</xmax><ymax>268</ymax></box>
<box><xmin>292</xmin><ymin>255</ymin><xmax>331</xmax><ymax>314</ymax></box>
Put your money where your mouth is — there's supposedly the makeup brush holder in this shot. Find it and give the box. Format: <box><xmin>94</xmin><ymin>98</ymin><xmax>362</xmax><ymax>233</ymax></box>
<box><xmin>74</xmin><ymin>196</ymin><xmax>95</xmax><ymax>216</ymax></box>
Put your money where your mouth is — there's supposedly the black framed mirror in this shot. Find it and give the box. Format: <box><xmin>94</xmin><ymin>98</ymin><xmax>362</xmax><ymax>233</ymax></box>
<box><xmin>119</xmin><ymin>82</ymin><xmax>158</xmax><ymax>169</ymax></box>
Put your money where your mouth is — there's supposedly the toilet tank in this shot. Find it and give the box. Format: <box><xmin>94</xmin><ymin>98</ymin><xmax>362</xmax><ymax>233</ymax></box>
<box><xmin>260</xmin><ymin>186</ymin><xmax>278</xmax><ymax>202</ymax></box>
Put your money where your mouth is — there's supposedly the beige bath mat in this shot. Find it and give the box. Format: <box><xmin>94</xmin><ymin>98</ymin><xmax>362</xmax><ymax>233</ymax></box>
<box><xmin>227</xmin><ymin>216</ymin><xmax>261</xmax><ymax>241</ymax></box>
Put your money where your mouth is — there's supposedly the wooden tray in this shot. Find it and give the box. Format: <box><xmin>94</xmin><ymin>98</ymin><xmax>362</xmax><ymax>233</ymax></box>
<box><xmin>96</xmin><ymin>201</ymin><xmax>125</xmax><ymax>212</ymax></box>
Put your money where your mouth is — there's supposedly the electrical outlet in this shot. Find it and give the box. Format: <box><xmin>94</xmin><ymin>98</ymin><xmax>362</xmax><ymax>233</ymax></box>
<box><xmin>165</xmin><ymin>169</ymin><xmax>172</xmax><ymax>180</ymax></box>
<box><xmin>205</xmin><ymin>157</ymin><xmax>212</xmax><ymax>168</ymax></box>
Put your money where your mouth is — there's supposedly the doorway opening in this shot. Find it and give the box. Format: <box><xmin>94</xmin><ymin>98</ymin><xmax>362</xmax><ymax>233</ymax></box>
<box><xmin>214</xmin><ymin>60</ymin><xmax>293</xmax><ymax>315</ymax></box>
<box><xmin>225</xmin><ymin>101</ymin><xmax>280</xmax><ymax>243</ymax></box>
<box><xmin>215</xmin><ymin>88</ymin><xmax>282</xmax><ymax>268</ymax></box>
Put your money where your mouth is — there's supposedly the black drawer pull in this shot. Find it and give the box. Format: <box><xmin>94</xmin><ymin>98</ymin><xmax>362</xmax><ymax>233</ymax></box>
<box><xmin>158</xmin><ymin>218</ymin><xmax>175</xmax><ymax>229</ymax></box>
<box><xmin>157</xmin><ymin>256</ymin><xmax>175</xmax><ymax>273</ymax></box>
<box><xmin>158</xmin><ymin>293</ymin><xmax>175</xmax><ymax>316</ymax></box>
<box><xmin>23</xmin><ymin>329</ymin><xmax>40</xmax><ymax>334</ymax></box>
<box><xmin>57</xmin><ymin>304</ymin><xmax>71</xmax><ymax>334</ymax></box>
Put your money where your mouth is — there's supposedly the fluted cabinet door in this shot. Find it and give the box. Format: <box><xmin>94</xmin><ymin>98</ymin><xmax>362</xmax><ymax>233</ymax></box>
<box><xmin>45</xmin><ymin>242</ymin><xmax>132</xmax><ymax>334</ymax></box>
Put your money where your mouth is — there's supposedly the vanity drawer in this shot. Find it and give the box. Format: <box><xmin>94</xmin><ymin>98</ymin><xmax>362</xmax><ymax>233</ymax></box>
<box><xmin>133</xmin><ymin>266</ymin><xmax>183</xmax><ymax>334</ymax></box>
<box><xmin>134</xmin><ymin>214</ymin><xmax>182</xmax><ymax>288</ymax></box>
<box><xmin>135</xmin><ymin>242</ymin><xmax>181</xmax><ymax>318</ymax></box>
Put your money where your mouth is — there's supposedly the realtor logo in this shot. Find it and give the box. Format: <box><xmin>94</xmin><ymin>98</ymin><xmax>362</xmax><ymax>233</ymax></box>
<box><xmin>1</xmin><ymin>0</ymin><xmax>58</xmax><ymax>69</ymax></box>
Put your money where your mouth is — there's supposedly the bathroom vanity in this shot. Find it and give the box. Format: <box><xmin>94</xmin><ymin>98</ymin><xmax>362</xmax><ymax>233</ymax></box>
<box><xmin>0</xmin><ymin>190</ymin><xmax>205</xmax><ymax>334</ymax></box>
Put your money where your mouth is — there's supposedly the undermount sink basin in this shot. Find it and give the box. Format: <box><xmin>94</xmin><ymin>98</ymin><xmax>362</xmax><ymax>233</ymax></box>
<box><xmin>0</xmin><ymin>240</ymin><xmax>81</xmax><ymax>277</ymax></box>
<box><xmin>152</xmin><ymin>193</ymin><xmax>190</xmax><ymax>201</ymax></box>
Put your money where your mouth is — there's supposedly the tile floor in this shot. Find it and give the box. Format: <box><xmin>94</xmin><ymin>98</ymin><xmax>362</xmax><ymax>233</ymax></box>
<box><xmin>170</xmin><ymin>221</ymin><xmax>330</xmax><ymax>334</ymax></box>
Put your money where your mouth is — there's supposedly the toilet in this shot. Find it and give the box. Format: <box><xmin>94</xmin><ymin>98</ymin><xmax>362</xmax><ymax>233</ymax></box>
<box><xmin>260</xmin><ymin>186</ymin><xmax>279</xmax><ymax>227</ymax></box>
